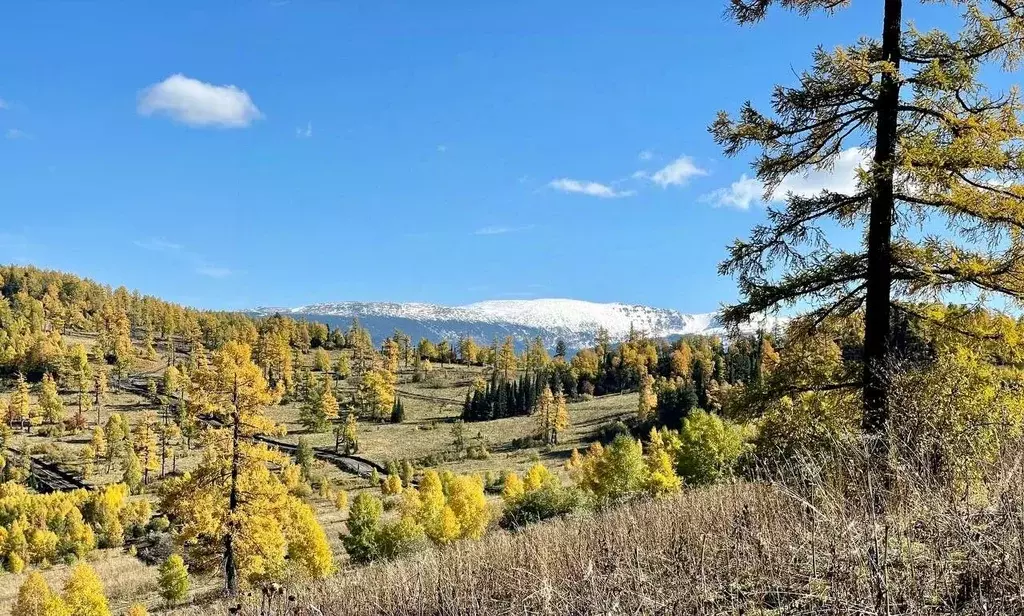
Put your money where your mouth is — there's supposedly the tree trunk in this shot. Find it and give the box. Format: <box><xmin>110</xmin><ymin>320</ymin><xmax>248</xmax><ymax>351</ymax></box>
<box><xmin>862</xmin><ymin>0</ymin><xmax>902</xmax><ymax>437</ymax></box>
<box><xmin>224</xmin><ymin>375</ymin><xmax>241</xmax><ymax>596</ymax></box>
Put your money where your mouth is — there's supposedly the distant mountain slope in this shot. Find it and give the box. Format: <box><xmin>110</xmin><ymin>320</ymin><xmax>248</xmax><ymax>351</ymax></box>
<box><xmin>252</xmin><ymin>298</ymin><xmax>767</xmax><ymax>351</ymax></box>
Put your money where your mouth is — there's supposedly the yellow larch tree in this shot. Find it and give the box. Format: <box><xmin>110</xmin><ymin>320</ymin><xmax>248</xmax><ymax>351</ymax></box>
<box><xmin>13</xmin><ymin>572</ymin><xmax>66</xmax><ymax>616</ymax></box>
<box><xmin>38</xmin><ymin>373</ymin><xmax>65</xmax><ymax>427</ymax></box>
<box><xmin>68</xmin><ymin>344</ymin><xmax>91</xmax><ymax>427</ymax></box>
<box><xmin>535</xmin><ymin>385</ymin><xmax>555</xmax><ymax>445</ymax></box>
<box><xmin>62</xmin><ymin>562</ymin><xmax>109</xmax><ymax>616</ymax></box>
<box><xmin>159</xmin><ymin>341</ymin><xmax>332</xmax><ymax>595</ymax></box>
<box><xmin>92</xmin><ymin>368</ymin><xmax>108</xmax><ymax>425</ymax></box>
<box><xmin>382</xmin><ymin>339</ymin><xmax>400</xmax><ymax>374</ymax></box>
<box><xmin>645</xmin><ymin>428</ymin><xmax>681</xmax><ymax>496</ymax></box>
<box><xmin>357</xmin><ymin>366</ymin><xmax>395</xmax><ymax>421</ymax></box>
<box><xmin>8</xmin><ymin>373</ymin><xmax>30</xmax><ymax>431</ymax></box>
<box><xmin>637</xmin><ymin>369</ymin><xmax>657</xmax><ymax>422</ymax></box>
<box><xmin>496</xmin><ymin>337</ymin><xmax>518</xmax><ymax>382</ymax></box>
<box><xmin>552</xmin><ymin>389</ymin><xmax>569</xmax><ymax>444</ymax></box>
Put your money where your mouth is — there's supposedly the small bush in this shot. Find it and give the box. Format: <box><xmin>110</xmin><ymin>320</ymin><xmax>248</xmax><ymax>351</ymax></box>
<box><xmin>675</xmin><ymin>410</ymin><xmax>752</xmax><ymax>486</ymax></box>
<box><xmin>127</xmin><ymin>604</ymin><xmax>147</xmax><ymax>616</ymax></box>
<box><xmin>147</xmin><ymin>516</ymin><xmax>170</xmax><ymax>534</ymax></box>
<box><xmin>382</xmin><ymin>473</ymin><xmax>403</xmax><ymax>496</ymax></box>
<box><xmin>335</xmin><ymin>490</ymin><xmax>349</xmax><ymax>513</ymax></box>
<box><xmin>466</xmin><ymin>444</ymin><xmax>489</xmax><ymax>460</ymax></box>
<box><xmin>593</xmin><ymin>420</ymin><xmax>632</xmax><ymax>444</ymax></box>
<box><xmin>501</xmin><ymin>485</ymin><xmax>586</xmax><ymax>529</ymax></box>
<box><xmin>509</xmin><ymin>436</ymin><xmax>541</xmax><ymax>450</ymax></box>
<box><xmin>344</xmin><ymin>492</ymin><xmax>424</xmax><ymax>564</ymax></box>
<box><xmin>157</xmin><ymin>554</ymin><xmax>189</xmax><ymax>605</ymax></box>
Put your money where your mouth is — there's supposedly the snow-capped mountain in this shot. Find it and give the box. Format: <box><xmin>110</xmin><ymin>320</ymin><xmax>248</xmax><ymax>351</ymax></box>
<box><xmin>252</xmin><ymin>299</ymin><xmax>775</xmax><ymax>351</ymax></box>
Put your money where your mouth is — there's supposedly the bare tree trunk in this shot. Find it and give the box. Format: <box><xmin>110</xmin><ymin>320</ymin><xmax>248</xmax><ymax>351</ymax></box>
<box><xmin>224</xmin><ymin>375</ymin><xmax>241</xmax><ymax>596</ymax></box>
<box><xmin>862</xmin><ymin>0</ymin><xmax>903</xmax><ymax>440</ymax></box>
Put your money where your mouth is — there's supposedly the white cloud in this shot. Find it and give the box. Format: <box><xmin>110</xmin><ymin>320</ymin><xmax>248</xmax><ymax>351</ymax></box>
<box><xmin>138</xmin><ymin>74</ymin><xmax>262</xmax><ymax>128</ymax></box>
<box><xmin>548</xmin><ymin>178</ymin><xmax>635</xmax><ymax>198</ymax></box>
<box><xmin>650</xmin><ymin>155</ymin><xmax>708</xmax><ymax>188</ymax></box>
<box><xmin>296</xmin><ymin>121</ymin><xmax>312</xmax><ymax>138</ymax></box>
<box><xmin>775</xmin><ymin>147</ymin><xmax>868</xmax><ymax>197</ymax></box>
<box><xmin>638</xmin><ymin>150</ymin><xmax>653</xmax><ymax>161</ymax></box>
<box><xmin>701</xmin><ymin>175</ymin><xmax>763</xmax><ymax>209</ymax></box>
<box><xmin>703</xmin><ymin>147</ymin><xmax>870</xmax><ymax>209</ymax></box>
<box><xmin>473</xmin><ymin>225</ymin><xmax>534</xmax><ymax>236</ymax></box>
<box><xmin>5</xmin><ymin>128</ymin><xmax>29</xmax><ymax>140</ymax></box>
<box><xmin>0</xmin><ymin>99</ymin><xmax>8</xmax><ymax>110</ymax></box>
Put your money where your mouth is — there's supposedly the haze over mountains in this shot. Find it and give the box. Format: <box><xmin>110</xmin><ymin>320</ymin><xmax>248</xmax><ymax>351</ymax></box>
<box><xmin>252</xmin><ymin>298</ymin><xmax>771</xmax><ymax>351</ymax></box>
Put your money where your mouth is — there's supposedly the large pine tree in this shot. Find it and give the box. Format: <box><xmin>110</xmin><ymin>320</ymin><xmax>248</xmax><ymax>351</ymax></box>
<box><xmin>713</xmin><ymin>0</ymin><xmax>1024</xmax><ymax>436</ymax></box>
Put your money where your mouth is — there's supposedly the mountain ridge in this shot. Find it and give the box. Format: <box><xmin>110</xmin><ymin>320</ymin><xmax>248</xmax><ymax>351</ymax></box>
<box><xmin>251</xmin><ymin>298</ymin><xmax>774</xmax><ymax>351</ymax></box>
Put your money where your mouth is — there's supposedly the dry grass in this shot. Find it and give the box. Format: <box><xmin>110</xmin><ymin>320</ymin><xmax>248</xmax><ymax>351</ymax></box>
<box><xmin>0</xmin><ymin>551</ymin><xmax>158</xmax><ymax>613</ymax></box>
<box><xmin>179</xmin><ymin>439</ymin><xmax>1024</xmax><ymax>616</ymax></box>
<box><xmin>266</xmin><ymin>359</ymin><xmax>637</xmax><ymax>479</ymax></box>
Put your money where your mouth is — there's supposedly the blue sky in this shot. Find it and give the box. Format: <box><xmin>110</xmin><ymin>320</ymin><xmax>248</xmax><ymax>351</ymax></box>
<box><xmin>0</xmin><ymin>1</ymin><xmax>965</xmax><ymax>312</ymax></box>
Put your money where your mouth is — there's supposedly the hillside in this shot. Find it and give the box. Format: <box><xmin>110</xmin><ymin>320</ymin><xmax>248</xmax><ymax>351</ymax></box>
<box><xmin>188</xmin><ymin>458</ymin><xmax>1024</xmax><ymax>616</ymax></box>
<box><xmin>253</xmin><ymin>298</ymin><xmax>741</xmax><ymax>351</ymax></box>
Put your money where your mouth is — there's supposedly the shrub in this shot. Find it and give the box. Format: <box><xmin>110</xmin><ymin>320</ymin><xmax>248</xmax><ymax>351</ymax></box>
<box><xmin>523</xmin><ymin>463</ymin><xmax>557</xmax><ymax>492</ymax></box>
<box><xmin>502</xmin><ymin>472</ymin><xmax>525</xmax><ymax>501</ymax></box>
<box><xmin>343</xmin><ymin>492</ymin><xmax>385</xmax><ymax>564</ymax></box>
<box><xmin>509</xmin><ymin>435</ymin><xmax>542</xmax><ymax>450</ymax></box>
<box><xmin>501</xmin><ymin>485</ymin><xmax>585</xmax><ymax>529</ymax></box>
<box><xmin>675</xmin><ymin>410</ymin><xmax>752</xmax><ymax>486</ymax></box>
<box><xmin>483</xmin><ymin>471</ymin><xmax>502</xmax><ymax>493</ymax></box>
<box><xmin>13</xmin><ymin>572</ymin><xmax>60</xmax><ymax>616</ymax></box>
<box><xmin>753</xmin><ymin>391</ymin><xmax>858</xmax><ymax>464</ymax></box>
<box><xmin>343</xmin><ymin>492</ymin><xmax>424</xmax><ymax>564</ymax></box>
<box><xmin>587</xmin><ymin>435</ymin><xmax>647</xmax><ymax>501</ymax></box>
<box><xmin>382</xmin><ymin>473</ymin><xmax>403</xmax><ymax>496</ymax></box>
<box><xmin>63</xmin><ymin>563</ymin><xmax>110</xmax><ymax>616</ymax></box>
<box><xmin>157</xmin><ymin>554</ymin><xmax>189</xmax><ymax>605</ymax></box>
<box><xmin>887</xmin><ymin>349</ymin><xmax>1024</xmax><ymax>485</ymax></box>
<box><xmin>375</xmin><ymin>514</ymin><xmax>425</xmax><ymax>560</ymax></box>
<box><xmin>466</xmin><ymin>444</ymin><xmax>489</xmax><ymax>460</ymax></box>
<box><xmin>334</xmin><ymin>490</ymin><xmax>349</xmax><ymax>513</ymax></box>
<box><xmin>501</xmin><ymin>463</ymin><xmax>585</xmax><ymax>528</ymax></box>
<box><xmin>593</xmin><ymin>421</ymin><xmax>632</xmax><ymax>444</ymax></box>
<box><xmin>401</xmin><ymin>460</ymin><xmax>415</xmax><ymax>487</ymax></box>
<box><xmin>147</xmin><ymin>516</ymin><xmax>170</xmax><ymax>534</ymax></box>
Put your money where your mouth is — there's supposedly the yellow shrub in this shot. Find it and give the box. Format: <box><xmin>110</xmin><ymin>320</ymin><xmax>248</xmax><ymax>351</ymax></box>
<box><xmin>63</xmin><ymin>563</ymin><xmax>110</xmax><ymax>616</ymax></box>
<box><xmin>501</xmin><ymin>472</ymin><xmax>524</xmax><ymax>502</ymax></box>
<box><xmin>382</xmin><ymin>473</ymin><xmax>403</xmax><ymax>496</ymax></box>
<box><xmin>13</xmin><ymin>572</ymin><xmax>58</xmax><ymax>616</ymax></box>
<box><xmin>334</xmin><ymin>490</ymin><xmax>349</xmax><ymax>513</ymax></box>
<box><xmin>523</xmin><ymin>463</ymin><xmax>557</xmax><ymax>492</ymax></box>
<box><xmin>446</xmin><ymin>475</ymin><xmax>489</xmax><ymax>540</ymax></box>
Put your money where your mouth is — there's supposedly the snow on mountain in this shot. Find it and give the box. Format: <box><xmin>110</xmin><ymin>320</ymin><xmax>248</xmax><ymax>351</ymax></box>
<box><xmin>252</xmin><ymin>298</ymin><xmax>774</xmax><ymax>351</ymax></box>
